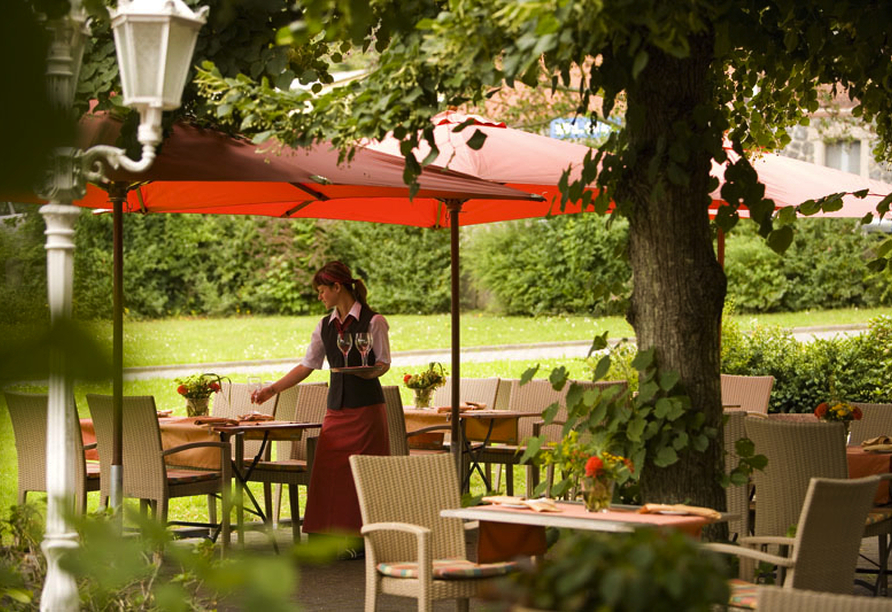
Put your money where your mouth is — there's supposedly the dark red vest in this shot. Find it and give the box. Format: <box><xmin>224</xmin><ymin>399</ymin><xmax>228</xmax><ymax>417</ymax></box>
<box><xmin>321</xmin><ymin>306</ymin><xmax>385</xmax><ymax>410</ymax></box>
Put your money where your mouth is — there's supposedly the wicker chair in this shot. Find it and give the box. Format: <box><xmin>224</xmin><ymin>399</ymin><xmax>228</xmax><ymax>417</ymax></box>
<box><xmin>705</xmin><ymin>476</ymin><xmax>881</xmax><ymax>603</ymax></box>
<box><xmin>723</xmin><ymin>410</ymin><xmax>751</xmax><ymax>541</ymax></box>
<box><xmin>721</xmin><ymin>374</ymin><xmax>775</xmax><ymax>414</ymax></box>
<box><xmin>213</xmin><ymin>382</ymin><xmax>277</xmax><ymax>460</ymax></box>
<box><xmin>382</xmin><ymin>385</ymin><xmax>410</xmax><ymax>456</ymax></box>
<box><xmin>350</xmin><ymin>454</ymin><xmax>519</xmax><ymax>612</ymax></box>
<box><xmin>745</xmin><ymin>418</ymin><xmax>892</xmax><ymax>594</ymax></box>
<box><xmin>4</xmin><ymin>391</ymin><xmax>101</xmax><ymax>513</ymax></box>
<box><xmin>756</xmin><ymin>585</ymin><xmax>892</xmax><ymax>611</ymax></box>
<box><xmin>250</xmin><ymin>383</ymin><xmax>329</xmax><ymax>542</ymax></box>
<box><xmin>431</xmin><ymin>377</ymin><xmax>501</xmax><ymax>410</ymax></box>
<box><xmin>86</xmin><ymin>394</ymin><xmax>230</xmax><ymax>537</ymax></box>
<box><xmin>849</xmin><ymin>403</ymin><xmax>892</xmax><ymax>446</ymax></box>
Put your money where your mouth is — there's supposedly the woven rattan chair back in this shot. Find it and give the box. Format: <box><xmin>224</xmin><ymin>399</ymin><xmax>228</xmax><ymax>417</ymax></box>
<box><xmin>285</xmin><ymin>383</ymin><xmax>329</xmax><ymax>461</ymax></box>
<box><xmin>382</xmin><ymin>385</ymin><xmax>410</xmax><ymax>456</ymax></box>
<box><xmin>723</xmin><ymin>410</ymin><xmax>750</xmax><ymax>539</ymax></box>
<box><xmin>508</xmin><ymin>379</ymin><xmax>568</xmax><ymax>443</ymax></box>
<box><xmin>432</xmin><ymin>377</ymin><xmax>501</xmax><ymax>410</ymax></box>
<box><xmin>350</xmin><ymin>453</ymin><xmax>466</xmax><ymax>564</ymax></box>
<box><xmin>531</xmin><ymin>379</ymin><xmax>628</xmax><ymax>444</ymax></box>
<box><xmin>5</xmin><ymin>391</ymin><xmax>95</xmax><ymax>512</ymax></box>
<box><xmin>849</xmin><ymin>402</ymin><xmax>892</xmax><ymax>445</ymax></box>
<box><xmin>494</xmin><ymin>378</ymin><xmax>515</xmax><ymax>411</ymax></box>
<box><xmin>214</xmin><ymin>382</ymin><xmax>277</xmax><ymax>459</ymax></box>
<box><xmin>783</xmin><ymin>476</ymin><xmax>879</xmax><ymax>593</ymax></box>
<box><xmin>721</xmin><ymin>374</ymin><xmax>774</xmax><ymax>414</ymax></box>
<box><xmin>745</xmin><ymin>418</ymin><xmax>847</xmax><ymax>538</ymax></box>
<box><xmin>756</xmin><ymin>584</ymin><xmax>892</xmax><ymax>611</ymax></box>
<box><xmin>87</xmin><ymin>394</ymin><xmax>169</xmax><ymax>501</ymax></box>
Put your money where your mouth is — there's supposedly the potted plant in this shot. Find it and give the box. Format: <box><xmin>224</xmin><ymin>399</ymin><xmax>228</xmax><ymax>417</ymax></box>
<box><xmin>814</xmin><ymin>400</ymin><xmax>862</xmax><ymax>439</ymax></box>
<box><xmin>175</xmin><ymin>373</ymin><xmax>227</xmax><ymax>417</ymax></box>
<box><xmin>403</xmin><ymin>362</ymin><xmax>447</xmax><ymax>408</ymax></box>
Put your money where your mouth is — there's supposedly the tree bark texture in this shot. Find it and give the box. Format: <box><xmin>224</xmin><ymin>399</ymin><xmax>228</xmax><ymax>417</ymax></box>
<box><xmin>618</xmin><ymin>36</ymin><xmax>728</xmax><ymax>518</ymax></box>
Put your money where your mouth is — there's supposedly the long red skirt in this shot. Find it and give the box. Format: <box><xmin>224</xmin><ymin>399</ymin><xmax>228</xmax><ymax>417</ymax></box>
<box><xmin>302</xmin><ymin>403</ymin><xmax>390</xmax><ymax>536</ymax></box>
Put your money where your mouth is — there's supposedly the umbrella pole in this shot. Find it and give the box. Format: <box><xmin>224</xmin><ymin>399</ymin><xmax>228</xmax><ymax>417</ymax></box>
<box><xmin>108</xmin><ymin>182</ymin><xmax>126</xmax><ymax>517</ymax></box>
<box><xmin>446</xmin><ymin>200</ymin><xmax>464</xmax><ymax>486</ymax></box>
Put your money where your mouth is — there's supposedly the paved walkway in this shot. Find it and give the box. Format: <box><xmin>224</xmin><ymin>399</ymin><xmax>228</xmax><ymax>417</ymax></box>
<box><xmin>122</xmin><ymin>324</ymin><xmax>867</xmax><ymax>380</ymax></box>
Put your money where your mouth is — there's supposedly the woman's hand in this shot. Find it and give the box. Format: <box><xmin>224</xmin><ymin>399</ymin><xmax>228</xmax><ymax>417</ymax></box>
<box><xmin>252</xmin><ymin>384</ymin><xmax>276</xmax><ymax>404</ymax></box>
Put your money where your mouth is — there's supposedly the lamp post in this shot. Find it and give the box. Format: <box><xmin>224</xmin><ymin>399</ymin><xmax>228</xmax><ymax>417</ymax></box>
<box><xmin>39</xmin><ymin>1</ymin><xmax>206</xmax><ymax>610</ymax></box>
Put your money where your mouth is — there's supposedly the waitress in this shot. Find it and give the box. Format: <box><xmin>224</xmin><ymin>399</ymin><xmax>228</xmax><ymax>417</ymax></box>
<box><xmin>252</xmin><ymin>260</ymin><xmax>390</xmax><ymax>539</ymax></box>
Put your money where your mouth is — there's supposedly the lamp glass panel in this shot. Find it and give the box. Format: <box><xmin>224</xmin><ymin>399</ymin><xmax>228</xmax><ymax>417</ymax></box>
<box><xmin>129</xmin><ymin>20</ymin><xmax>165</xmax><ymax>101</ymax></box>
<box><xmin>161</xmin><ymin>18</ymin><xmax>199</xmax><ymax>109</ymax></box>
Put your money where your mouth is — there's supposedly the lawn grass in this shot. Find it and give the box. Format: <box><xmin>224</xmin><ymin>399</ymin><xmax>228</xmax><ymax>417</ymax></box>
<box><xmin>0</xmin><ymin>306</ymin><xmax>887</xmax><ymax>526</ymax></box>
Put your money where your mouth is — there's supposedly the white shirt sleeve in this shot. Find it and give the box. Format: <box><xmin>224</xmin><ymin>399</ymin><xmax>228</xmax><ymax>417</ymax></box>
<box><xmin>370</xmin><ymin>314</ymin><xmax>391</xmax><ymax>364</ymax></box>
<box><xmin>300</xmin><ymin>319</ymin><xmax>326</xmax><ymax>369</ymax></box>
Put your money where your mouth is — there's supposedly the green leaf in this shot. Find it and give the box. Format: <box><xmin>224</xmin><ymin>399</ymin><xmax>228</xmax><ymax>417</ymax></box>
<box><xmin>654</xmin><ymin>446</ymin><xmax>678</xmax><ymax>467</ymax></box>
<box><xmin>632</xmin><ymin>49</ymin><xmax>649</xmax><ymax>79</ymax></box>
<box><xmin>627</xmin><ymin>417</ymin><xmax>647</xmax><ymax>441</ymax></box>
<box><xmin>631</xmin><ymin>348</ymin><xmax>654</xmax><ymax>370</ymax></box>
<box><xmin>659</xmin><ymin>370</ymin><xmax>680</xmax><ymax>391</ymax></box>
<box><xmin>735</xmin><ymin>437</ymin><xmax>755</xmax><ymax>457</ymax></box>
<box><xmin>520</xmin><ymin>366</ymin><xmax>539</xmax><ymax>385</ymax></box>
<box><xmin>672</xmin><ymin>431</ymin><xmax>689</xmax><ymax>450</ymax></box>
<box><xmin>654</xmin><ymin>398</ymin><xmax>671</xmax><ymax>419</ymax></box>
<box><xmin>466</xmin><ymin>129</ymin><xmax>488</xmax><ymax>150</ymax></box>
<box><xmin>766</xmin><ymin>226</ymin><xmax>794</xmax><ymax>254</ymax></box>
<box><xmin>747</xmin><ymin>454</ymin><xmax>768</xmax><ymax>471</ymax></box>
<box><xmin>519</xmin><ymin>436</ymin><xmax>542</xmax><ymax>464</ymax></box>
<box><xmin>593</xmin><ymin>355</ymin><xmax>611</xmax><ymax>380</ymax></box>
<box><xmin>691</xmin><ymin>434</ymin><xmax>709</xmax><ymax>452</ymax></box>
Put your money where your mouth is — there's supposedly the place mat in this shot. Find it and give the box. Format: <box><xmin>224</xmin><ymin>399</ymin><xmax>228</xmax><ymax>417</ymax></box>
<box><xmin>156</xmin><ymin>409</ymin><xmax>173</xmax><ymax>418</ymax></box>
<box><xmin>237</xmin><ymin>411</ymin><xmax>274</xmax><ymax>422</ymax></box>
<box><xmin>436</xmin><ymin>402</ymin><xmax>487</xmax><ymax>413</ymax></box>
<box><xmin>863</xmin><ymin>435</ymin><xmax>892</xmax><ymax>447</ymax></box>
<box><xmin>482</xmin><ymin>495</ymin><xmax>561</xmax><ymax>513</ymax></box>
<box><xmin>637</xmin><ymin>503</ymin><xmax>722</xmax><ymax>520</ymax></box>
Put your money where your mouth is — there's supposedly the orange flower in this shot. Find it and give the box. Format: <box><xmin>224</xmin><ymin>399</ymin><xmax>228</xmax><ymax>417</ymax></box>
<box><xmin>585</xmin><ymin>456</ymin><xmax>604</xmax><ymax>478</ymax></box>
<box><xmin>852</xmin><ymin>406</ymin><xmax>863</xmax><ymax>420</ymax></box>
<box><xmin>403</xmin><ymin>374</ymin><xmax>412</xmax><ymax>384</ymax></box>
<box><xmin>814</xmin><ymin>402</ymin><xmax>829</xmax><ymax>418</ymax></box>
<box><xmin>177</xmin><ymin>384</ymin><xmax>188</xmax><ymax>396</ymax></box>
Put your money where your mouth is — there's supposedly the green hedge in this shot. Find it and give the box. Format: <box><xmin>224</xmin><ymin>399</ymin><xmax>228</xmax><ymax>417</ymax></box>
<box><xmin>721</xmin><ymin>315</ymin><xmax>892</xmax><ymax>413</ymax></box>
<box><xmin>1</xmin><ymin>206</ymin><xmax>889</xmax><ymax>320</ymax></box>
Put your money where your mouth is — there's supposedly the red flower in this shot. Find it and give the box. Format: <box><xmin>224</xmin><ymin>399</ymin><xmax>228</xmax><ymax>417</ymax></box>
<box><xmin>624</xmin><ymin>458</ymin><xmax>635</xmax><ymax>474</ymax></box>
<box><xmin>814</xmin><ymin>402</ymin><xmax>829</xmax><ymax>418</ymax></box>
<box><xmin>404</xmin><ymin>374</ymin><xmax>412</xmax><ymax>384</ymax></box>
<box><xmin>585</xmin><ymin>456</ymin><xmax>604</xmax><ymax>478</ymax></box>
<box><xmin>177</xmin><ymin>384</ymin><xmax>188</xmax><ymax>396</ymax></box>
<box><xmin>210</xmin><ymin>382</ymin><xmax>221</xmax><ymax>392</ymax></box>
<box><xmin>852</xmin><ymin>406</ymin><xmax>863</xmax><ymax>420</ymax></box>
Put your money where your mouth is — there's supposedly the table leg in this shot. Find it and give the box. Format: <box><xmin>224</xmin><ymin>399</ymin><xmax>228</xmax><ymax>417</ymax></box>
<box><xmin>461</xmin><ymin>418</ymin><xmax>496</xmax><ymax>492</ymax></box>
<box><xmin>235</xmin><ymin>433</ymin><xmax>245</xmax><ymax>548</ymax></box>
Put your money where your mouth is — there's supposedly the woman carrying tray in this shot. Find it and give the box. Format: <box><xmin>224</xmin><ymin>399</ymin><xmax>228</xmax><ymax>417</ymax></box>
<box><xmin>253</xmin><ymin>261</ymin><xmax>390</xmax><ymax>545</ymax></box>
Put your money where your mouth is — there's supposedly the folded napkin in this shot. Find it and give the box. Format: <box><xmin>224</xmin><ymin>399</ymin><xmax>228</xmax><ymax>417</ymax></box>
<box><xmin>193</xmin><ymin>416</ymin><xmax>239</xmax><ymax>426</ymax></box>
<box><xmin>436</xmin><ymin>402</ymin><xmax>487</xmax><ymax>413</ymax></box>
<box><xmin>156</xmin><ymin>409</ymin><xmax>173</xmax><ymax>418</ymax></box>
<box><xmin>862</xmin><ymin>435</ymin><xmax>892</xmax><ymax>447</ymax></box>
<box><xmin>482</xmin><ymin>495</ymin><xmax>561</xmax><ymax>513</ymax></box>
<box><xmin>637</xmin><ymin>503</ymin><xmax>721</xmax><ymax>520</ymax></box>
<box><xmin>237</xmin><ymin>411</ymin><xmax>274</xmax><ymax>422</ymax></box>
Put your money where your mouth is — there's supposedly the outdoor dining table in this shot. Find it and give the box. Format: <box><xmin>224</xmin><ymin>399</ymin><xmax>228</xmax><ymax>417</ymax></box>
<box><xmin>209</xmin><ymin>420</ymin><xmax>320</xmax><ymax>549</ymax></box>
<box><xmin>442</xmin><ymin>502</ymin><xmax>727</xmax><ymax>563</ymax></box>
<box><xmin>403</xmin><ymin>407</ymin><xmax>537</xmax><ymax>490</ymax></box>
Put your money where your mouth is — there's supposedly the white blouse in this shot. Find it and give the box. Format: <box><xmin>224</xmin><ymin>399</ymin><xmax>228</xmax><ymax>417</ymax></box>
<box><xmin>300</xmin><ymin>302</ymin><xmax>391</xmax><ymax>370</ymax></box>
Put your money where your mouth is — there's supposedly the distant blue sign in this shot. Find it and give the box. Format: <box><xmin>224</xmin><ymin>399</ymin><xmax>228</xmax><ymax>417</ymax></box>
<box><xmin>549</xmin><ymin>117</ymin><xmax>621</xmax><ymax>140</ymax></box>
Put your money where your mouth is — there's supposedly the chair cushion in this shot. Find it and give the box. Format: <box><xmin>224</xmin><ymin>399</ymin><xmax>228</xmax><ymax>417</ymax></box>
<box><xmin>86</xmin><ymin>462</ymin><xmax>101</xmax><ymax>479</ymax></box>
<box><xmin>166</xmin><ymin>469</ymin><xmax>219</xmax><ymax>484</ymax></box>
<box><xmin>377</xmin><ymin>558</ymin><xmax>518</xmax><ymax>580</ymax></box>
<box><xmin>866</xmin><ymin>508</ymin><xmax>892</xmax><ymax>526</ymax></box>
<box><xmin>728</xmin><ymin>578</ymin><xmax>758</xmax><ymax>610</ymax></box>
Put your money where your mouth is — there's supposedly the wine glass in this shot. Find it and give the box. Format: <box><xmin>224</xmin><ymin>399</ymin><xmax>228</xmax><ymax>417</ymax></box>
<box><xmin>355</xmin><ymin>332</ymin><xmax>373</xmax><ymax>367</ymax></box>
<box><xmin>247</xmin><ymin>375</ymin><xmax>263</xmax><ymax>403</ymax></box>
<box><xmin>336</xmin><ymin>332</ymin><xmax>353</xmax><ymax>366</ymax></box>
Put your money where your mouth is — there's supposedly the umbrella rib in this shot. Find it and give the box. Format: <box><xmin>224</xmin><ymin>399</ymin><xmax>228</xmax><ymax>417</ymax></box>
<box><xmin>282</xmin><ymin>201</ymin><xmax>313</xmax><ymax>218</ymax></box>
<box><xmin>289</xmin><ymin>182</ymin><xmax>330</xmax><ymax>201</ymax></box>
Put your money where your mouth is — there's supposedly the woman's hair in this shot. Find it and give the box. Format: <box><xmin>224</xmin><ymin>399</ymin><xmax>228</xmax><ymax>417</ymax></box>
<box><xmin>313</xmin><ymin>261</ymin><xmax>369</xmax><ymax>307</ymax></box>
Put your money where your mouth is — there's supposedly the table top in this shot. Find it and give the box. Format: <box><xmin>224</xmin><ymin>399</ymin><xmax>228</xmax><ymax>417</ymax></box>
<box><xmin>441</xmin><ymin>502</ymin><xmax>725</xmax><ymax>533</ymax></box>
<box><xmin>210</xmin><ymin>420</ymin><xmax>321</xmax><ymax>440</ymax></box>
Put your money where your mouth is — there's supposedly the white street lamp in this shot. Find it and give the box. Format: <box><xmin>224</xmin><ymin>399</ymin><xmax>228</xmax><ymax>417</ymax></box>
<box><xmin>39</xmin><ymin>2</ymin><xmax>207</xmax><ymax>611</ymax></box>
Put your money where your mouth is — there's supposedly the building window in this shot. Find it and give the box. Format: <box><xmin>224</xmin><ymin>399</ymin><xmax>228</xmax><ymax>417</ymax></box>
<box><xmin>824</xmin><ymin>140</ymin><xmax>861</xmax><ymax>174</ymax></box>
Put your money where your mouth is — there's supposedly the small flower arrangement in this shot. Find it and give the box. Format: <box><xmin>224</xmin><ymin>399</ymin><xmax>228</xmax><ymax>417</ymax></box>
<box><xmin>585</xmin><ymin>451</ymin><xmax>635</xmax><ymax>482</ymax></box>
<box><xmin>175</xmin><ymin>373</ymin><xmax>226</xmax><ymax>399</ymax></box>
<box><xmin>542</xmin><ymin>431</ymin><xmax>634</xmax><ymax>506</ymax></box>
<box><xmin>814</xmin><ymin>400</ymin><xmax>862</xmax><ymax>432</ymax></box>
<box><xmin>402</xmin><ymin>362</ymin><xmax>447</xmax><ymax>391</ymax></box>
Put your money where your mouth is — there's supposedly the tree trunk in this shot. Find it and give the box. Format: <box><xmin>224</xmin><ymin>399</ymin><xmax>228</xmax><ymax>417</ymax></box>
<box><xmin>618</xmin><ymin>36</ymin><xmax>728</xmax><ymax>525</ymax></box>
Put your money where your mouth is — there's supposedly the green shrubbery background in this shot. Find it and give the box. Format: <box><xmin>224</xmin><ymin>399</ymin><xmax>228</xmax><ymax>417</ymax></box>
<box><xmin>1</xmin><ymin>207</ymin><xmax>889</xmax><ymax>322</ymax></box>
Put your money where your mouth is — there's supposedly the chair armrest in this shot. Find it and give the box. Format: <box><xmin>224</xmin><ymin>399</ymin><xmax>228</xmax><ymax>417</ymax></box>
<box><xmin>702</xmin><ymin>542</ymin><xmax>795</xmax><ymax>568</ymax></box>
<box><xmin>161</xmin><ymin>441</ymin><xmax>230</xmax><ymax>457</ymax></box>
<box><xmin>738</xmin><ymin>535</ymin><xmax>796</xmax><ymax>547</ymax></box>
<box><xmin>532</xmin><ymin>420</ymin><xmax>566</xmax><ymax>437</ymax></box>
<box><xmin>406</xmin><ymin>425</ymin><xmax>452</xmax><ymax>438</ymax></box>
<box><xmin>361</xmin><ymin>522</ymin><xmax>433</xmax><ymax>582</ymax></box>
